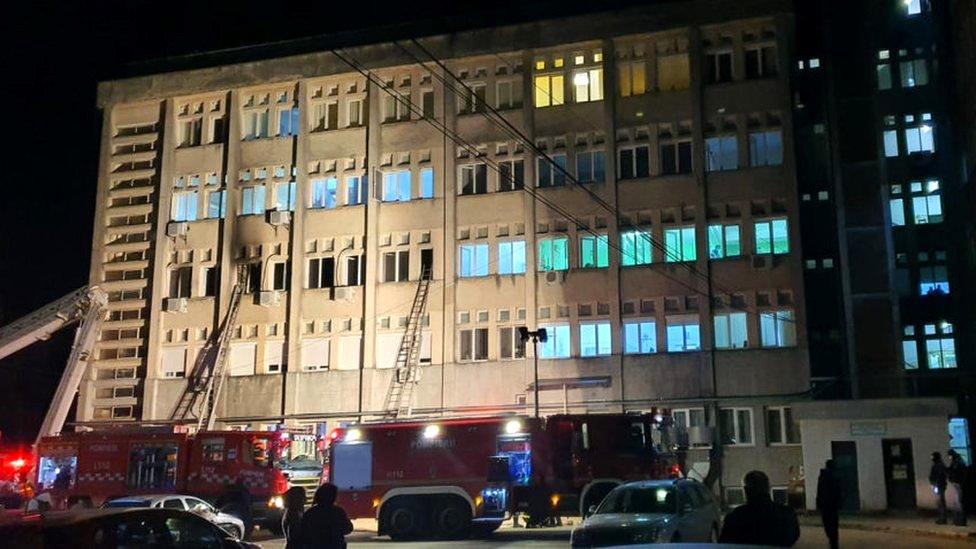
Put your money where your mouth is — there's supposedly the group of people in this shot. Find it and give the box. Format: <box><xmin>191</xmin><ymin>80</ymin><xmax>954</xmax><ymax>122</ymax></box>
<box><xmin>280</xmin><ymin>483</ymin><xmax>353</xmax><ymax>549</ymax></box>
<box><xmin>929</xmin><ymin>449</ymin><xmax>968</xmax><ymax>526</ymax></box>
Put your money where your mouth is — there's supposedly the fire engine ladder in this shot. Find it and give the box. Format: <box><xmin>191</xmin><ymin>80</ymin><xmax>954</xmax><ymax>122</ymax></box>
<box><xmin>382</xmin><ymin>267</ymin><xmax>432</xmax><ymax>418</ymax></box>
<box><xmin>0</xmin><ymin>286</ymin><xmax>108</xmax><ymax>444</ymax></box>
<box><xmin>170</xmin><ymin>266</ymin><xmax>246</xmax><ymax>431</ymax></box>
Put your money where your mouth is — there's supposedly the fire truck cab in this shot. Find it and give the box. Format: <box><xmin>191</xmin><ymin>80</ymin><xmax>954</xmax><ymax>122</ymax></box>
<box><xmin>34</xmin><ymin>430</ymin><xmax>289</xmax><ymax>528</ymax></box>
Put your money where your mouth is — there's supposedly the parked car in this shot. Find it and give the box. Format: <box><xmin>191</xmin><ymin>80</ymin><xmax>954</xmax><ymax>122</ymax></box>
<box><xmin>570</xmin><ymin>479</ymin><xmax>721</xmax><ymax>547</ymax></box>
<box><xmin>102</xmin><ymin>494</ymin><xmax>246</xmax><ymax>540</ymax></box>
<box><xmin>0</xmin><ymin>508</ymin><xmax>260</xmax><ymax>548</ymax></box>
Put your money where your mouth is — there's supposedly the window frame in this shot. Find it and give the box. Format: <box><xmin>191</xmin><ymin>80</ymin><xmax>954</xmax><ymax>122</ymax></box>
<box><xmin>458</xmin><ymin>243</ymin><xmax>490</xmax><ymax>278</ymax></box>
<box><xmin>458</xmin><ymin>327</ymin><xmax>490</xmax><ymax>362</ymax></box>
<box><xmin>766</xmin><ymin>406</ymin><xmax>801</xmax><ymax>446</ymax></box>
<box><xmin>622</xmin><ymin>319</ymin><xmax>657</xmax><ymax>355</ymax></box>
<box><xmin>579</xmin><ymin>321</ymin><xmax>612</xmax><ymax>357</ymax></box>
<box><xmin>719</xmin><ymin>407</ymin><xmax>755</xmax><ymax>447</ymax></box>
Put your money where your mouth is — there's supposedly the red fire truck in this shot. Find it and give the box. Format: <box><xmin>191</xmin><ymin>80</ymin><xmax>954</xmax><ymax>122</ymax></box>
<box><xmin>325</xmin><ymin>412</ymin><xmax>676</xmax><ymax>540</ymax></box>
<box><xmin>33</xmin><ymin>429</ymin><xmax>289</xmax><ymax>528</ymax></box>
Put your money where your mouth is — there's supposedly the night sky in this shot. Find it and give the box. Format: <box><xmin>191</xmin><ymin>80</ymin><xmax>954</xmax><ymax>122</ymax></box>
<box><xmin>0</xmin><ymin>0</ymin><xmax>655</xmax><ymax>443</ymax></box>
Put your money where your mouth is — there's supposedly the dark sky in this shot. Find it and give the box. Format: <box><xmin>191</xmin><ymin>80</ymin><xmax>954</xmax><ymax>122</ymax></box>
<box><xmin>0</xmin><ymin>0</ymin><xmax>657</xmax><ymax>442</ymax></box>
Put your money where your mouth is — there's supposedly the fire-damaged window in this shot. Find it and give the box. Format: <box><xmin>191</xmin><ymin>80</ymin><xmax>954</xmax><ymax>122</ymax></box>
<box><xmin>127</xmin><ymin>443</ymin><xmax>179</xmax><ymax>489</ymax></box>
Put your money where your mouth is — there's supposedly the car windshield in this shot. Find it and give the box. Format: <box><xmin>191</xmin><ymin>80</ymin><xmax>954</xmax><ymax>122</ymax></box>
<box><xmin>103</xmin><ymin>499</ymin><xmax>152</xmax><ymax>508</ymax></box>
<box><xmin>597</xmin><ymin>486</ymin><xmax>677</xmax><ymax>515</ymax></box>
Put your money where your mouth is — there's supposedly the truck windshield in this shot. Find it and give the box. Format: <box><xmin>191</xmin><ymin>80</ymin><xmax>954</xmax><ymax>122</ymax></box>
<box><xmin>597</xmin><ymin>486</ymin><xmax>677</xmax><ymax>515</ymax></box>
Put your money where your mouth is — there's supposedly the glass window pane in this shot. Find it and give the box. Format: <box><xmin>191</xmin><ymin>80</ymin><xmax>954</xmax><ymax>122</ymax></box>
<box><xmin>597</xmin><ymin>323</ymin><xmax>611</xmax><ymax>355</ymax></box>
<box><xmin>681</xmin><ymin>227</ymin><xmax>697</xmax><ymax>260</ymax></box>
<box><xmin>580</xmin><ymin>324</ymin><xmax>596</xmax><ymax>356</ymax></box>
<box><xmin>902</xmin><ymin>340</ymin><xmax>919</xmax><ymax>369</ymax></box>
<box><xmin>726</xmin><ymin>226</ymin><xmax>741</xmax><ymax>256</ymax></box>
<box><xmin>772</xmin><ymin>219</ymin><xmax>789</xmax><ymax>254</ymax></box>
<box><xmin>755</xmin><ymin>222</ymin><xmax>771</xmax><ymax>254</ymax></box>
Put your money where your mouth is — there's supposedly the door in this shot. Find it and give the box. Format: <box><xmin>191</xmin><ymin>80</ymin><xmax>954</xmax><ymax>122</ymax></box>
<box><xmin>420</xmin><ymin>249</ymin><xmax>433</xmax><ymax>279</ymax></box>
<box><xmin>831</xmin><ymin>440</ymin><xmax>860</xmax><ymax>512</ymax></box>
<box><xmin>882</xmin><ymin>438</ymin><xmax>917</xmax><ymax>510</ymax></box>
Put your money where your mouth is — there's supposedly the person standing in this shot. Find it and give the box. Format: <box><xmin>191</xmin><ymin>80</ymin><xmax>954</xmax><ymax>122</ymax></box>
<box><xmin>299</xmin><ymin>483</ymin><xmax>353</xmax><ymax>549</ymax></box>
<box><xmin>816</xmin><ymin>460</ymin><xmax>843</xmax><ymax>549</ymax></box>
<box><xmin>930</xmin><ymin>452</ymin><xmax>948</xmax><ymax>524</ymax></box>
<box><xmin>719</xmin><ymin>470</ymin><xmax>800</xmax><ymax>546</ymax></box>
<box><xmin>281</xmin><ymin>486</ymin><xmax>306</xmax><ymax>549</ymax></box>
<box><xmin>947</xmin><ymin>450</ymin><xmax>968</xmax><ymax>526</ymax></box>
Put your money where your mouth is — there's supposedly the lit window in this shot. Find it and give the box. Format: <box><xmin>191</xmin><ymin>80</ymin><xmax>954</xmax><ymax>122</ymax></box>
<box><xmin>346</xmin><ymin>175</ymin><xmax>365</xmax><ymax>206</ymax></box>
<box><xmin>666</xmin><ymin>314</ymin><xmax>701</xmax><ymax>352</ymax></box>
<box><xmin>310</xmin><ymin>178</ymin><xmax>338</xmax><ymax>209</ymax></box>
<box><xmin>382</xmin><ymin>170</ymin><xmax>411</xmax><ymax>202</ymax></box>
<box><xmin>877</xmin><ymin>50</ymin><xmax>893</xmax><ymax>90</ymax></box>
<box><xmin>572</xmin><ymin>68</ymin><xmax>604</xmax><ymax>103</ymax></box>
<box><xmin>576</xmin><ymin>151</ymin><xmax>606</xmax><ymax>183</ymax></box>
<box><xmin>537</xmin><ymin>237</ymin><xmax>569</xmax><ymax>271</ymax></box>
<box><xmin>664</xmin><ymin>226</ymin><xmax>697</xmax><ymax>262</ymax></box>
<box><xmin>714</xmin><ymin>312</ymin><xmax>748</xmax><ymax>349</ymax></box>
<box><xmin>900</xmin><ymin>59</ymin><xmax>929</xmax><ymax>88</ymax></box>
<box><xmin>904</xmin><ymin>113</ymin><xmax>935</xmax><ymax>154</ymax></box>
<box><xmin>580</xmin><ymin>234</ymin><xmax>609</xmax><ymax>268</ymax></box>
<box><xmin>719</xmin><ymin>408</ymin><xmax>754</xmax><ymax>445</ymax></box>
<box><xmin>580</xmin><ymin>322</ymin><xmax>612</xmax><ymax>357</ymax></box>
<box><xmin>623</xmin><ymin>320</ymin><xmax>656</xmax><ymax>354</ymax></box>
<box><xmin>206</xmin><ymin>190</ymin><xmax>226</xmax><ymax>219</ymax></box>
<box><xmin>171</xmin><ymin>191</ymin><xmax>199</xmax><ymax>222</ymax></box>
<box><xmin>905</xmin><ymin>0</ymin><xmax>922</xmax><ymax>16</ymax></box>
<box><xmin>278</xmin><ymin>107</ymin><xmax>300</xmax><ymax>137</ymax></box>
<box><xmin>748</xmin><ymin>131</ymin><xmax>783</xmax><ymax>167</ymax></box>
<box><xmin>458</xmin><ymin>244</ymin><xmax>489</xmax><ymax>278</ymax></box>
<box><xmin>920</xmin><ymin>322</ymin><xmax>956</xmax><ymax>369</ymax></box>
<box><xmin>705</xmin><ymin>136</ymin><xmax>738</xmax><ymax>171</ymax></box>
<box><xmin>708</xmin><ymin>224</ymin><xmax>741</xmax><ymax>259</ymax></box>
<box><xmin>538</xmin><ymin>324</ymin><xmax>571</xmax><ymax>359</ymax></box>
<box><xmin>889</xmin><ymin>185</ymin><xmax>906</xmax><ymax>226</ymax></box>
<box><xmin>618</xmin><ymin>61</ymin><xmax>647</xmax><ymax>97</ymax></box>
<box><xmin>919</xmin><ymin>257</ymin><xmax>950</xmax><ymax>295</ymax></box>
<box><xmin>537</xmin><ymin>154</ymin><xmax>568</xmax><ymax>187</ymax></box>
<box><xmin>883</xmin><ymin>129</ymin><xmax>900</xmax><ymax>157</ymax></box>
<box><xmin>618</xmin><ymin>146</ymin><xmax>650</xmax><ymax>179</ymax></box>
<box><xmin>760</xmin><ymin>309</ymin><xmax>796</xmax><ymax>347</ymax></box>
<box><xmin>620</xmin><ymin>230</ymin><xmax>652</xmax><ymax>266</ymax></box>
<box><xmin>657</xmin><ymin>54</ymin><xmax>690</xmax><ymax>91</ymax></box>
<box><xmin>241</xmin><ymin>185</ymin><xmax>267</xmax><ymax>216</ymax></box>
<box><xmin>767</xmin><ymin>407</ymin><xmax>801</xmax><ymax>445</ymax></box>
<box><xmin>498</xmin><ymin>240</ymin><xmax>527</xmax><ymax>275</ymax></box>
<box><xmin>459</xmin><ymin>328</ymin><xmax>489</xmax><ymax>361</ymax></box>
<box><xmin>754</xmin><ymin>218</ymin><xmax>790</xmax><ymax>255</ymax></box>
<box><xmin>534</xmin><ymin>74</ymin><xmax>565</xmax><ymax>108</ymax></box>
<box><xmin>910</xmin><ymin>179</ymin><xmax>943</xmax><ymax>224</ymax></box>
<box><xmin>275</xmin><ymin>181</ymin><xmax>297</xmax><ymax>211</ymax></box>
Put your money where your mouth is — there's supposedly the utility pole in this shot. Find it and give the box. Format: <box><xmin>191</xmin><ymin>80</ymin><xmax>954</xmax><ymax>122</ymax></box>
<box><xmin>518</xmin><ymin>327</ymin><xmax>548</xmax><ymax>418</ymax></box>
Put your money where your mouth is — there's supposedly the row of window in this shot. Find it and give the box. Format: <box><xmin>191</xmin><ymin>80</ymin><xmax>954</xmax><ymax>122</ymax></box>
<box><xmin>458</xmin><ymin>220</ymin><xmax>788</xmax><ymax>277</ymax></box>
<box><xmin>672</xmin><ymin>405</ymin><xmax>800</xmax><ymax>447</ymax></box>
<box><xmin>882</xmin><ymin>113</ymin><xmax>936</xmax><ymax>157</ymax></box>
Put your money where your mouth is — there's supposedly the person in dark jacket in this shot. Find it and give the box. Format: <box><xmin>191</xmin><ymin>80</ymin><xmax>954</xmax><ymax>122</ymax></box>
<box><xmin>816</xmin><ymin>460</ymin><xmax>843</xmax><ymax>549</ymax></box>
<box><xmin>299</xmin><ymin>483</ymin><xmax>353</xmax><ymax>549</ymax></box>
<box><xmin>947</xmin><ymin>450</ymin><xmax>968</xmax><ymax>526</ymax></box>
<box><xmin>930</xmin><ymin>452</ymin><xmax>948</xmax><ymax>524</ymax></box>
<box><xmin>282</xmin><ymin>486</ymin><xmax>307</xmax><ymax>549</ymax></box>
<box><xmin>719</xmin><ymin>470</ymin><xmax>800</xmax><ymax>547</ymax></box>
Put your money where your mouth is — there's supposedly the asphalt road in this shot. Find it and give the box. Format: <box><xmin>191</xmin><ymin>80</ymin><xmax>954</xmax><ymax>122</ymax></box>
<box><xmin>255</xmin><ymin>525</ymin><xmax>975</xmax><ymax>548</ymax></box>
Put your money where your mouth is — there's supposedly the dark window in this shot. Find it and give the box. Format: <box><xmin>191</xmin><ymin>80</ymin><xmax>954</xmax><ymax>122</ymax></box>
<box><xmin>422</xmin><ymin>90</ymin><xmax>435</xmax><ymax>118</ymax></box>
<box><xmin>246</xmin><ymin>263</ymin><xmax>261</xmax><ymax>293</ymax></box>
<box><xmin>203</xmin><ymin>267</ymin><xmax>218</xmax><ymax>297</ymax></box>
<box><xmin>346</xmin><ymin>255</ymin><xmax>363</xmax><ymax>286</ymax></box>
<box><xmin>162</xmin><ymin>498</ymin><xmax>185</xmax><ymax>510</ymax></box>
<box><xmin>272</xmin><ymin>262</ymin><xmax>290</xmax><ymax>291</ymax></box>
<box><xmin>211</xmin><ymin>118</ymin><xmax>225</xmax><ymax>143</ymax></box>
<box><xmin>169</xmin><ymin>266</ymin><xmax>192</xmax><ymax>298</ymax></box>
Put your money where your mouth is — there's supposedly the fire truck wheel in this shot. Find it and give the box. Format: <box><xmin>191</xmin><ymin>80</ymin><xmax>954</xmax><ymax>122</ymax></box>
<box><xmin>385</xmin><ymin>499</ymin><xmax>427</xmax><ymax>540</ymax></box>
<box><xmin>432</xmin><ymin>499</ymin><xmax>471</xmax><ymax>539</ymax></box>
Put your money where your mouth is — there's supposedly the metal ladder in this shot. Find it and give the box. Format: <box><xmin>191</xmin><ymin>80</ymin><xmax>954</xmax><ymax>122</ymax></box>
<box><xmin>382</xmin><ymin>267</ymin><xmax>432</xmax><ymax>418</ymax></box>
<box><xmin>170</xmin><ymin>266</ymin><xmax>246</xmax><ymax>430</ymax></box>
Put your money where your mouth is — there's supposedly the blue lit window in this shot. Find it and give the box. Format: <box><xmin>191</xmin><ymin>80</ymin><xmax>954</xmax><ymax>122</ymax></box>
<box><xmin>279</xmin><ymin>107</ymin><xmax>300</xmax><ymax>137</ymax></box>
<box><xmin>206</xmin><ymin>190</ymin><xmax>226</xmax><ymax>219</ymax></box>
<box><xmin>620</xmin><ymin>230</ymin><xmax>652</xmax><ymax>266</ymax></box>
<box><xmin>346</xmin><ymin>175</ymin><xmax>365</xmax><ymax>206</ymax></box>
<box><xmin>666</xmin><ymin>315</ymin><xmax>701</xmax><ymax>352</ymax></box>
<box><xmin>538</xmin><ymin>324</ymin><xmax>571</xmax><ymax>359</ymax></box>
<box><xmin>748</xmin><ymin>131</ymin><xmax>783</xmax><ymax>167</ymax></box>
<box><xmin>420</xmin><ymin>168</ymin><xmax>434</xmax><ymax>199</ymax></box>
<box><xmin>580</xmin><ymin>322</ymin><xmax>612</xmax><ymax>357</ymax></box>
<box><xmin>664</xmin><ymin>226</ymin><xmax>697</xmax><ymax>262</ymax></box>
<box><xmin>579</xmin><ymin>234</ymin><xmax>609</xmax><ymax>268</ymax></box>
<box><xmin>241</xmin><ymin>186</ymin><xmax>266</xmax><ymax>216</ymax></box>
<box><xmin>760</xmin><ymin>309</ymin><xmax>796</xmax><ymax>347</ymax></box>
<box><xmin>276</xmin><ymin>182</ymin><xmax>297</xmax><ymax>211</ymax></box>
<box><xmin>171</xmin><ymin>191</ymin><xmax>198</xmax><ymax>222</ymax></box>
<box><xmin>705</xmin><ymin>136</ymin><xmax>738</xmax><ymax>171</ymax></box>
<box><xmin>714</xmin><ymin>312</ymin><xmax>748</xmax><ymax>349</ymax></box>
<box><xmin>623</xmin><ymin>320</ymin><xmax>656</xmax><ymax>354</ymax></box>
<box><xmin>754</xmin><ymin>218</ymin><xmax>789</xmax><ymax>255</ymax></box>
<box><xmin>382</xmin><ymin>170</ymin><xmax>411</xmax><ymax>202</ymax></box>
<box><xmin>498</xmin><ymin>241</ymin><xmax>526</xmax><ymax>275</ymax></box>
<box><xmin>459</xmin><ymin>244</ymin><xmax>489</xmax><ymax>277</ymax></box>
<box><xmin>538</xmin><ymin>237</ymin><xmax>569</xmax><ymax>271</ymax></box>
<box><xmin>310</xmin><ymin>178</ymin><xmax>338</xmax><ymax>209</ymax></box>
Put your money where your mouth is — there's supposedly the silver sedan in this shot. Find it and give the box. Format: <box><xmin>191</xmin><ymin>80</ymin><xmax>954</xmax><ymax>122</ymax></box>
<box><xmin>102</xmin><ymin>494</ymin><xmax>246</xmax><ymax>540</ymax></box>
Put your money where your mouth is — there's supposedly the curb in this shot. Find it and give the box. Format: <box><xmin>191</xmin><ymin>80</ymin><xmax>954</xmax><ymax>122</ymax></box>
<box><xmin>799</xmin><ymin>516</ymin><xmax>976</xmax><ymax>542</ymax></box>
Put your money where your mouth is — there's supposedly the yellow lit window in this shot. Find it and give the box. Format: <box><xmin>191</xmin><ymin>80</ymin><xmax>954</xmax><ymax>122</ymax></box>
<box><xmin>554</xmin><ymin>58</ymin><xmax>564</xmax><ymax>68</ymax></box>
<box><xmin>657</xmin><ymin>54</ymin><xmax>690</xmax><ymax>91</ymax></box>
<box><xmin>534</xmin><ymin>74</ymin><xmax>565</xmax><ymax>107</ymax></box>
<box><xmin>618</xmin><ymin>61</ymin><xmax>646</xmax><ymax>97</ymax></box>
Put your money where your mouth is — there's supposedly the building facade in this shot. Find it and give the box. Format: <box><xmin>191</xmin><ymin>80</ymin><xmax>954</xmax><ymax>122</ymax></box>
<box><xmin>83</xmin><ymin>0</ymin><xmax>810</xmax><ymax>498</ymax></box>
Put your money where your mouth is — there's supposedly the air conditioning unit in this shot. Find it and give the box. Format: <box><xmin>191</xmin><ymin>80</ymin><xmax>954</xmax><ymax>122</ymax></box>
<box><xmin>331</xmin><ymin>287</ymin><xmax>357</xmax><ymax>301</ymax></box>
<box><xmin>267</xmin><ymin>210</ymin><xmax>291</xmax><ymax>226</ymax></box>
<box><xmin>544</xmin><ymin>270</ymin><xmax>567</xmax><ymax>285</ymax></box>
<box><xmin>163</xmin><ymin>298</ymin><xmax>187</xmax><ymax>313</ymax></box>
<box><xmin>751</xmin><ymin>254</ymin><xmax>772</xmax><ymax>270</ymax></box>
<box><xmin>166</xmin><ymin>221</ymin><xmax>189</xmax><ymax>237</ymax></box>
<box><xmin>258</xmin><ymin>290</ymin><xmax>281</xmax><ymax>307</ymax></box>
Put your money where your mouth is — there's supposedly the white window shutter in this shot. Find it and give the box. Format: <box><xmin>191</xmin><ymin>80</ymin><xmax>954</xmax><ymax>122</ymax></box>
<box><xmin>229</xmin><ymin>343</ymin><xmax>257</xmax><ymax>376</ymax></box>
<box><xmin>160</xmin><ymin>347</ymin><xmax>187</xmax><ymax>377</ymax></box>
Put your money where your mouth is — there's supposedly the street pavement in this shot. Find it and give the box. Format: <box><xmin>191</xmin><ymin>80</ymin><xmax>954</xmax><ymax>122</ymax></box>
<box><xmin>254</xmin><ymin>524</ymin><xmax>976</xmax><ymax>548</ymax></box>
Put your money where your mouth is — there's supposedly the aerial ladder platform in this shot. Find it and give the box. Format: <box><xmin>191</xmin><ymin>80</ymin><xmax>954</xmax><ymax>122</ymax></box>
<box><xmin>0</xmin><ymin>286</ymin><xmax>108</xmax><ymax>444</ymax></box>
<box><xmin>169</xmin><ymin>266</ymin><xmax>246</xmax><ymax>431</ymax></box>
<box><xmin>381</xmin><ymin>267</ymin><xmax>432</xmax><ymax>419</ymax></box>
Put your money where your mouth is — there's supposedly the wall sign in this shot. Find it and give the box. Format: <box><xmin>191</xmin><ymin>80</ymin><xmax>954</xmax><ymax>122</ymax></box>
<box><xmin>850</xmin><ymin>421</ymin><xmax>887</xmax><ymax>436</ymax></box>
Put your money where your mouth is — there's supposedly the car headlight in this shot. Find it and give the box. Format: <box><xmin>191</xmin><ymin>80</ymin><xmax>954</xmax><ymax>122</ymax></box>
<box><xmin>267</xmin><ymin>495</ymin><xmax>284</xmax><ymax>509</ymax></box>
